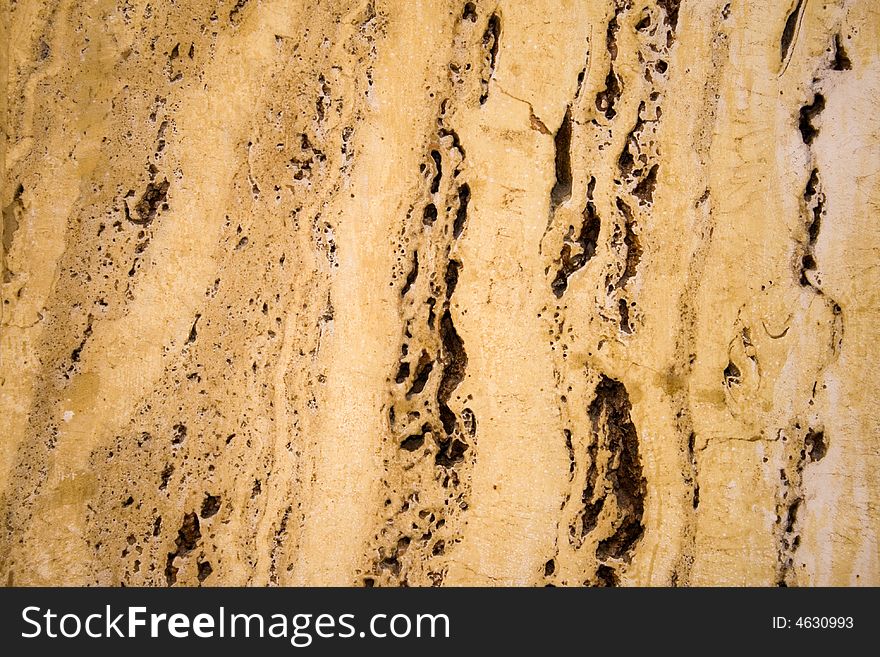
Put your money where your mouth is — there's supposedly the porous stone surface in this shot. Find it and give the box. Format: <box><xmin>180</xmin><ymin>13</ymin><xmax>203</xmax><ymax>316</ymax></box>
<box><xmin>1</xmin><ymin>0</ymin><xmax>878</xmax><ymax>586</ymax></box>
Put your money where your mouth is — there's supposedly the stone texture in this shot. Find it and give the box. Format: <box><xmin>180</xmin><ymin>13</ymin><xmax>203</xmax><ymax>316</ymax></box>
<box><xmin>1</xmin><ymin>0</ymin><xmax>878</xmax><ymax>586</ymax></box>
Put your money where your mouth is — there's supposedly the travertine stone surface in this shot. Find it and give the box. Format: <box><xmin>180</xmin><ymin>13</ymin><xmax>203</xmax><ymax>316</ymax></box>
<box><xmin>1</xmin><ymin>0</ymin><xmax>878</xmax><ymax>586</ymax></box>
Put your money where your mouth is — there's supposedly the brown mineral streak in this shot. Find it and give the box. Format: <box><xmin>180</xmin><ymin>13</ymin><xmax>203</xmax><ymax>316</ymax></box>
<box><xmin>0</xmin><ymin>0</ymin><xmax>877</xmax><ymax>587</ymax></box>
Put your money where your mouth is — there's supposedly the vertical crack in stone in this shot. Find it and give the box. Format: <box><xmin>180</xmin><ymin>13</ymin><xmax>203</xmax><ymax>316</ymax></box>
<box><xmin>548</xmin><ymin>0</ymin><xmax>680</xmax><ymax>587</ymax></box>
<box><xmin>799</xmin><ymin>168</ymin><xmax>823</xmax><ymax>288</ymax></box>
<box><xmin>551</xmin><ymin>106</ymin><xmax>574</xmax><ymax>208</ymax></box>
<box><xmin>365</xmin><ymin>36</ymin><xmax>480</xmax><ymax>581</ymax></box>
<box><xmin>798</xmin><ymin>93</ymin><xmax>825</xmax><ymax>145</ymax></box>
<box><xmin>615</xmin><ymin>198</ymin><xmax>641</xmax><ymax>291</ymax></box>
<box><xmin>2</xmin><ymin>183</ymin><xmax>24</xmax><ymax>283</ymax></box>
<box><xmin>831</xmin><ymin>33</ymin><xmax>851</xmax><ymax>71</ymax></box>
<box><xmin>479</xmin><ymin>13</ymin><xmax>501</xmax><ymax>105</ymax></box>
<box><xmin>577</xmin><ymin>376</ymin><xmax>647</xmax><ymax>585</ymax></box>
<box><xmin>775</xmin><ymin>422</ymin><xmax>827</xmax><ymax>586</ymax></box>
<box><xmin>775</xmin><ymin>43</ymin><xmax>850</xmax><ymax>587</ymax></box>
<box><xmin>794</xmin><ymin>77</ymin><xmax>842</xmax><ymax>341</ymax></box>
<box><xmin>595</xmin><ymin>14</ymin><xmax>622</xmax><ymax>120</ymax></box>
<box><xmin>780</xmin><ymin>0</ymin><xmax>806</xmax><ymax>69</ymax></box>
<box><xmin>552</xmin><ymin>176</ymin><xmax>601</xmax><ymax>298</ymax></box>
<box><xmin>591</xmin><ymin>378</ymin><xmax>646</xmax><ymax>563</ymax></box>
<box><xmin>437</xmin><ymin>307</ymin><xmax>467</xmax><ymax>438</ymax></box>
<box><xmin>550</xmin><ymin>0</ymin><xmax>675</xmax><ymax>333</ymax></box>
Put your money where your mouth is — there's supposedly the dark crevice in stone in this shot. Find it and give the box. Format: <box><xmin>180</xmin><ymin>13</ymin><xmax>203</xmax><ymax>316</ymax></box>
<box><xmin>479</xmin><ymin>14</ymin><xmax>501</xmax><ymax>104</ymax></box>
<box><xmin>551</xmin><ymin>106</ymin><xmax>573</xmax><ymax>207</ymax></box>
<box><xmin>164</xmin><ymin>512</ymin><xmax>201</xmax><ymax>586</ymax></box>
<box><xmin>780</xmin><ymin>0</ymin><xmax>805</xmax><ymax>64</ymax></box>
<box><xmin>128</xmin><ymin>178</ymin><xmax>170</xmax><ymax>226</ymax></box>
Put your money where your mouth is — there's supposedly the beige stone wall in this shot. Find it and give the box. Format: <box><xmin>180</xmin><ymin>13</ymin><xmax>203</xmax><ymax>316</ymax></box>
<box><xmin>1</xmin><ymin>0</ymin><xmax>878</xmax><ymax>586</ymax></box>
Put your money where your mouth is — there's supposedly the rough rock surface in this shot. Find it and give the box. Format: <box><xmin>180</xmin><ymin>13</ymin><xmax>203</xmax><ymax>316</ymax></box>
<box><xmin>1</xmin><ymin>0</ymin><xmax>878</xmax><ymax>586</ymax></box>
